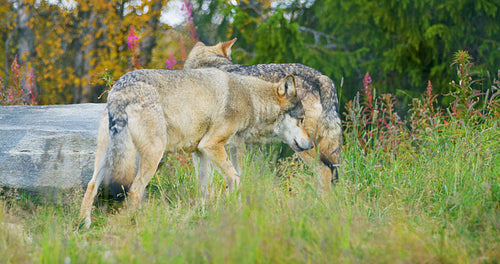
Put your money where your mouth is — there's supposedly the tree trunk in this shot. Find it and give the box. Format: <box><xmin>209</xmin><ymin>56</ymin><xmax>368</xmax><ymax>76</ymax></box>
<box><xmin>80</xmin><ymin>12</ymin><xmax>97</xmax><ymax>104</ymax></box>
<box><xmin>16</xmin><ymin>0</ymin><xmax>38</xmax><ymax>103</ymax></box>
<box><xmin>139</xmin><ymin>0</ymin><xmax>163</xmax><ymax>67</ymax></box>
<box><xmin>73</xmin><ymin>9</ymin><xmax>97</xmax><ymax>104</ymax></box>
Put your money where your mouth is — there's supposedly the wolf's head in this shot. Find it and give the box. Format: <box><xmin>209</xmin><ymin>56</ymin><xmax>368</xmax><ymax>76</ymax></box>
<box><xmin>184</xmin><ymin>39</ymin><xmax>237</xmax><ymax>69</ymax></box>
<box><xmin>273</xmin><ymin>75</ymin><xmax>313</xmax><ymax>152</ymax></box>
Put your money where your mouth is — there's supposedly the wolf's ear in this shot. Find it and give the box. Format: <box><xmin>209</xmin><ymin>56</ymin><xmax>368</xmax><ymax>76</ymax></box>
<box><xmin>277</xmin><ymin>75</ymin><xmax>296</xmax><ymax>99</ymax></box>
<box><xmin>194</xmin><ymin>41</ymin><xmax>206</xmax><ymax>47</ymax></box>
<box><xmin>220</xmin><ymin>38</ymin><xmax>237</xmax><ymax>58</ymax></box>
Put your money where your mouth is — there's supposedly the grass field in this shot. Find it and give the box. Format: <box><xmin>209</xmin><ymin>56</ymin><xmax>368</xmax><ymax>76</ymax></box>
<box><xmin>1</xmin><ymin>116</ymin><xmax>498</xmax><ymax>263</ymax></box>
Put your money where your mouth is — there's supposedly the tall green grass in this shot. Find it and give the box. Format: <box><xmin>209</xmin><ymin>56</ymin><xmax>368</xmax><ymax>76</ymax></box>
<box><xmin>1</xmin><ymin>117</ymin><xmax>498</xmax><ymax>263</ymax></box>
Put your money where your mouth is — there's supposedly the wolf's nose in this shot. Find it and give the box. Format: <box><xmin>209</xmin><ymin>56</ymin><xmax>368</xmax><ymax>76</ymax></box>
<box><xmin>295</xmin><ymin>139</ymin><xmax>313</xmax><ymax>152</ymax></box>
<box><xmin>304</xmin><ymin>140</ymin><xmax>313</xmax><ymax>151</ymax></box>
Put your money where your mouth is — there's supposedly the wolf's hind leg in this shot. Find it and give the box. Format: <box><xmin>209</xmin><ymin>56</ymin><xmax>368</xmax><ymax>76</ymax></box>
<box><xmin>125</xmin><ymin>105</ymin><xmax>167</xmax><ymax>209</ymax></box>
<box><xmin>80</xmin><ymin>112</ymin><xmax>110</xmax><ymax>228</ymax></box>
<box><xmin>80</xmin><ymin>158</ymin><xmax>107</xmax><ymax>228</ymax></box>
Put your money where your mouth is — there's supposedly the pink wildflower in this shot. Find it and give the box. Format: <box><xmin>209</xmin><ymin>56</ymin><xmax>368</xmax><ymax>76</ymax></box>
<box><xmin>127</xmin><ymin>26</ymin><xmax>141</xmax><ymax>69</ymax></box>
<box><xmin>181</xmin><ymin>0</ymin><xmax>192</xmax><ymax>16</ymax></box>
<box><xmin>425</xmin><ymin>80</ymin><xmax>433</xmax><ymax>98</ymax></box>
<box><xmin>165</xmin><ymin>59</ymin><xmax>177</xmax><ymax>69</ymax></box>
<box><xmin>182</xmin><ymin>0</ymin><xmax>197</xmax><ymax>42</ymax></box>
<box><xmin>127</xmin><ymin>26</ymin><xmax>139</xmax><ymax>51</ymax></box>
<box><xmin>10</xmin><ymin>55</ymin><xmax>20</xmax><ymax>73</ymax></box>
<box><xmin>362</xmin><ymin>72</ymin><xmax>372</xmax><ymax>89</ymax></box>
<box><xmin>165</xmin><ymin>50</ymin><xmax>177</xmax><ymax>69</ymax></box>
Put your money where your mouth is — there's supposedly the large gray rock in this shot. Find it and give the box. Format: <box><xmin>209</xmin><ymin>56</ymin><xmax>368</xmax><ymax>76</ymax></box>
<box><xmin>0</xmin><ymin>104</ymin><xmax>106</xmax><ymax>194</ymax></box>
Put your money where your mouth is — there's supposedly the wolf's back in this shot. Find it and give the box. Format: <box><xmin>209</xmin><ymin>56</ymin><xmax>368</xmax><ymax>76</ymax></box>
<box><xmin>218</xmin><ymin>63</ymin><xmax>341</xmax><ymax>127</ymax></box>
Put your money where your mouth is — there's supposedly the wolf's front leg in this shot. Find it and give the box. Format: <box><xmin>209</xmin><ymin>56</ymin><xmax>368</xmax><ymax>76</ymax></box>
<box><xmin>199</xmin><ymin>142</ymin><xmax>240</xmax><ymax>192</ymax></box>
<box><xmin>229</xmin><ymin>145</ymin><xmax>243</xmax><ymax>176</ymax></box>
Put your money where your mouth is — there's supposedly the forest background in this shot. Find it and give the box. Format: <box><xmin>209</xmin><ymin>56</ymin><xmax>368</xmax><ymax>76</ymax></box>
<box><xmin>1</xmin><ymin>0</ymin><xmax>499</xmax><ymax>113</ymax></box>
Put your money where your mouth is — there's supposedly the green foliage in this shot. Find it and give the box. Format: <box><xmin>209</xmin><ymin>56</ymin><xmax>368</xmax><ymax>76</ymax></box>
<box><xmin>250</xmin><ymin>9</ymin><xmax>308</xmax><ymax>64</ymax></box>
<box><xmin>193</xmin><ymin>1</ymin><xmax>312</xmax><ymax>65</ymax></box>
<box><xmin>409</xmin><ymin>80</ymin><xmax>444</xmax><ymax>139</ymax></box>
<box><xmin>344</xmin><ymin>72</ymin><xmax>408</xmax><ymax>155</ymax></box>
<box><xmin>345</xmin><ymin>50</ymin><xmax>499</xmax><ymax>157</ymax></box>
<box><xmin>486</xmin><ymin>72</ymin><xmax>500</xmax><ymax>117</ymax></box>
<box><xmin>305</xmin><ymin>0</ymin><xmax>500</xmax><ymax>100</ymax></box>
<box><xmin>193</xmin><ymin>0</ymin><xmax>500</xmax><ymax>113</ymax></box>
<box><xmin>448</xmin><ymin>50</ymin><xmax>486</xmax><ymax>119</ymax></box>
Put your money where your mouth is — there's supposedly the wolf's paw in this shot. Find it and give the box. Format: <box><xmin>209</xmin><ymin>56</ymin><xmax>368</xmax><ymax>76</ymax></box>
<box><xmin>234</xmin><ymin>177</ymin><xmax>240</xmax><ymax>189</ymax></box>
<box><xmin>77</xmin><ymin>216</ymin><xmax>91</xmax><ymax>230</ymax></box>
<box><xmin>226</xmin><ymin>177</ymin><xmax>241</xmax><ymax>192</ymax></box>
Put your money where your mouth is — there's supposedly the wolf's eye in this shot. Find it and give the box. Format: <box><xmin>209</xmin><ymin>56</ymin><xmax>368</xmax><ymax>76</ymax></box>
<box><xmin>297</xmin><ymin>117</ymin><xmax>304</xmax><ymax>125</ymax></box>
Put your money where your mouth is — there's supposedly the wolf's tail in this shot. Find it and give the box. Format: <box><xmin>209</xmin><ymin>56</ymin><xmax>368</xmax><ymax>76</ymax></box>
<box><xmin>102</xmin><ymin>107</ymin><xmax>138</xmax><ymax>198</ymax></box>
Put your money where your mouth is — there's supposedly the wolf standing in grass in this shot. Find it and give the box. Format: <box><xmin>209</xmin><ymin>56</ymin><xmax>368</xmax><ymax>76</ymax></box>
<box><xmin>79</xmin><ymin>68</ymin><xmax>312</xmax><ymax>228</ymax></box>
<box><xmin>184</xmin><ymin>39</ymin><xmax>342</xmax><ymax>189</ymax></box>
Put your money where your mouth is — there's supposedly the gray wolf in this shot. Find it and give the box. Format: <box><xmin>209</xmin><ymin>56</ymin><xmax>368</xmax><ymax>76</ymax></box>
<box><xmin>79</xmin><ymin>68</ymin><xmax>312</xmax><ymax>228</ymax></box>
<box><xmin>184</xmin><ymin>39</ymin><xmax>342</xmax><ymax>189</ymax></box>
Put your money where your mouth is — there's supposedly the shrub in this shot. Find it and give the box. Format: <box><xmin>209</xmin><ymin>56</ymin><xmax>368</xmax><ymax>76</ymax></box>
<box><xmin>0</xmin><ymin>55</ymin><xmax>37</xmax><ymax>106</ymax></box>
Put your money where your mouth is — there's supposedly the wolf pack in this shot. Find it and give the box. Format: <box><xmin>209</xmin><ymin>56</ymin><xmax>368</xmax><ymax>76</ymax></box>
<box><xmin>80</xmin><ymin>39</ymin><xmax>343</xmax><ymax>228</ymax></box>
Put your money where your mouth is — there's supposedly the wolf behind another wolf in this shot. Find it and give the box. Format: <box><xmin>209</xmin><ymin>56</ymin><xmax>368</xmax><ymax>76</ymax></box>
<box><xmin>184</xmin><ymin>39</ymin><xmax>342</xmax><ymax>189</ymax></box>
<box><xmin>79</xmin><ymin>68</ymin><xmax>312</xmax><ymax>228</ymax></box>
